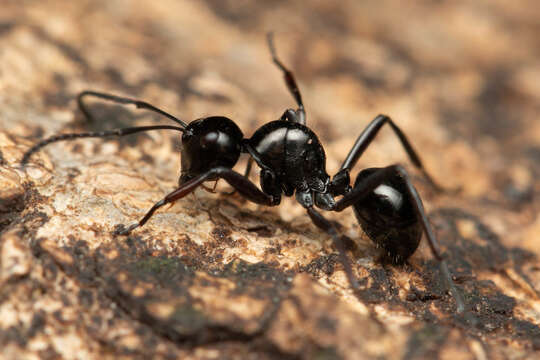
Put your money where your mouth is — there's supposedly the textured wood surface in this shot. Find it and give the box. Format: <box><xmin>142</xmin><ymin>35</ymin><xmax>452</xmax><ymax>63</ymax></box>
<box><xmin>1</xmin><ymin>1</ymin><xmax>539</xmax><ymax>359</ymax></box>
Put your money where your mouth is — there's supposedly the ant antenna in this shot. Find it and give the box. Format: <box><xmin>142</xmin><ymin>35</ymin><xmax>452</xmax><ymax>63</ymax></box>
<box><xmin>21</xmin><ymin>125</ymin><xmax>184</xmax><ymax>166</ymax></box>
<box><xmin>78</xmin><ymin>91</ymin><xmax>188</xmax><ymax>128</ymax></box>
<box><xmin>22</xmin><ymin>90</ymin><xmax>189</xmax><ymax>166</ymax></box>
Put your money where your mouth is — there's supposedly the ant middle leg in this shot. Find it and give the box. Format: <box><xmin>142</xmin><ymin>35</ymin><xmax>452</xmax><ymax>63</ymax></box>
<box><xmin>334</xmin><ymin>114</ymin><xmax>454</xmax><ymax>193</ymax></box>
<box><xmin>266</xmin><ymin>33</ymin><xmax>306</xmax><ymax>125</ymax></box>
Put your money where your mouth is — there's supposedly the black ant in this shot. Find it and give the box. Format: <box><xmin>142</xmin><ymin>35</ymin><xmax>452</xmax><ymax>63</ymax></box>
<box><xmin>21</xmin><ymin>34</ymin><xmax>465</xmax><ymax>313</ymax></box>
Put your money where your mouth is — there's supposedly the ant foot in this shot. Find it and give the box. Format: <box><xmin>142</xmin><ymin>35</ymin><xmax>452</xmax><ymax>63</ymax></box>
<box><xmin>113</xmin><ymin>223</ymin><xmax>138</xmax><ymax>236</ymax></box>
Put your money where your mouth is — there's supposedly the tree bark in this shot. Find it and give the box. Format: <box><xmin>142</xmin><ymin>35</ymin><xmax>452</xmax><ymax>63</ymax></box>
<box><xmin>1</xmin><ymin>1</ymin><xmax>539</xmax><ymax>359</ymax></box>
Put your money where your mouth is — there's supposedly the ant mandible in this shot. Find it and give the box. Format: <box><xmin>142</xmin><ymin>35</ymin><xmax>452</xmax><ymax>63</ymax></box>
<box><xmin>21</xmin><ymin>34</ymin><xmax>465</xmax><ymax>313</ymax></box>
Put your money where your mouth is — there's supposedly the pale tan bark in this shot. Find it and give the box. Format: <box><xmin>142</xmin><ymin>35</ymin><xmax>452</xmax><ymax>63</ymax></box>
<box><xmin>0</xmin><ymin>1</ymin><xmax>539</xmax><ymax>359</ymax></box>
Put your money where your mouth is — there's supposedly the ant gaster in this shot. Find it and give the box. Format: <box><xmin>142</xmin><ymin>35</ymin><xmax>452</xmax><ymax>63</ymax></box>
<box><xmin>22</xmin><ymin>34</ymin><xmax>465</xmax><ymax>313</ymax></box>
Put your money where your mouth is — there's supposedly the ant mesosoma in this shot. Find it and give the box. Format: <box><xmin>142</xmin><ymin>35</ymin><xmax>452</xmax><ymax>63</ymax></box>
<box><xmin>21</xmin><ymin>34</ymin><xmax>464</xmax><ymax>313</ymax></box>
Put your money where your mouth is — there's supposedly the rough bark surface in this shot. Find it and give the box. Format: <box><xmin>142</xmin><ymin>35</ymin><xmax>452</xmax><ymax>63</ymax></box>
<box><xmin>1</xmin><ymin>1</ymin><xmax>539</xmax><ymax>359</ymax></box>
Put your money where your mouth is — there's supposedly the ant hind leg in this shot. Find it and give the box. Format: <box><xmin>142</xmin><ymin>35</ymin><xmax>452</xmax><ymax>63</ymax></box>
<box><xmin>266</xmin><ymin>33</ymin><xmax>306</xmax><ymax>125</ymax></box>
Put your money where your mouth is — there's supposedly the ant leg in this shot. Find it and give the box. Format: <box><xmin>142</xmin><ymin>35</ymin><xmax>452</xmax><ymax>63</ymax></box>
<box><xmin>77</xmin><ymin>90</ymin><xmax>188</xmax><ymax>127</ymax></box>
<box><xmin>266</xmin><ymin>33</ymin><xmax>306</xmax><ymax>125</ymax></box>
<box><xmin>115</xmin><ymin>166</ymin><xmax>280</xmax><ymax>235</ymax></box>
<box><xmin>244</xmin><ymin>157</ymin><xmax>254</xmax><ymax>178</ymax></box>
<box><xmin>220</xmin><ymin>157</ymin><xmax>253</xmax><ymax>196</ymax></box>
<box><xmin>334</xmin><ymin>165</ymin><xmax>465</xmax><ymax>313</ymax></box>
<box><xmin>223</xmin><ymin>140</ymin><xmax>270</xmax><ymax>196</ymax></box>
<box><xmin>336</xmin><ymin>114</ymin><xmax>453</xmax><ymax>193</ymax></box>
<box><xmin>306</xmin><ymin>207</ymin><xmax>359</xmax><ymax>290</ymax></box>
<box><xmin>21</xmin><ymin>125</ymin><xmax>184</xmax><ymax>166</ymax></box>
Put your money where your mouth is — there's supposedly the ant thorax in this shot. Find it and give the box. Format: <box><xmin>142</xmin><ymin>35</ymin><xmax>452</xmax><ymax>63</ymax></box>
<box><xmin>249</xmin><ymin>120</ymin><xmax>329</xmax><ymax>195</ymax></box>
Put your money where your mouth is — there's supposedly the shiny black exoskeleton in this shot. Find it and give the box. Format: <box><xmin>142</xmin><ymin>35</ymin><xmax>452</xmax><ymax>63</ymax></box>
<box><xmin>21</xmin><ymin>34</ymin><xmax>464</xmax><ymax>313</ymax></box>
<box><xmin>179</xmin><ymin>116</ymin><xmax>244</xmax><ymax>185</ymax></box>
<box><xmin>249</xmin><ymin>120</ymin><xmax>335</xmax><ymax>209</ymax></box>
<box><xmin>352</xmin><ymin>168</ymin><xmax>422</xmax><ymax>263</ymax></box>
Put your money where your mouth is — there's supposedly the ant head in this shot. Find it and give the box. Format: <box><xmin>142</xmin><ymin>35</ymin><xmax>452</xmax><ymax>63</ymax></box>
<box><xmin>179</xmin><ymin>116</ymin><xmax>243</xmax><ymax>184</ymax></box>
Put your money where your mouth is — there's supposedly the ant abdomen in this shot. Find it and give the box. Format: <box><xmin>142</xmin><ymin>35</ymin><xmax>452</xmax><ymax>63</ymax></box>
<box><xmin>352</xmin><ymin>167</ymin><xmax>423</xmax><ymax>263</ymax></box>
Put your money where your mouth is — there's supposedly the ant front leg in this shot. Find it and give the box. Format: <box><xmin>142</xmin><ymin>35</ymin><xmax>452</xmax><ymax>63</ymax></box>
<box><xmin>333</xmin><ymin>114</ymin><xmax>453</xmax><ymax>193</ymax></box>
<box><xmin>220</xmin><ymin>157</ymin><xmax>255</xmax><ymax>196</ymax></box>
<box><xmin>115</xmin><ymin>166</ymin><xmax>280</xmax><ymax>235</ymax></box>
<box><xmin>334</xmin><ymin>165</ymin><xmax>465</xmax><ymax>313</ymax></box>
<box><xmin>267</xmin><ymin>33</ymin><xmax>306</xmax><ymax>125</ymax></box>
